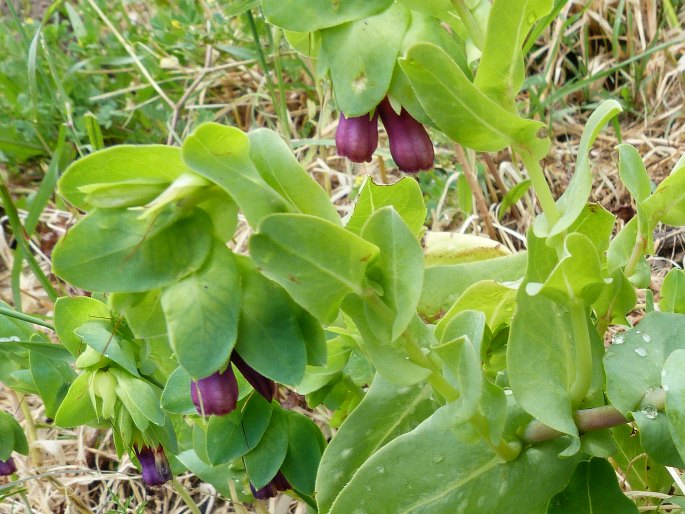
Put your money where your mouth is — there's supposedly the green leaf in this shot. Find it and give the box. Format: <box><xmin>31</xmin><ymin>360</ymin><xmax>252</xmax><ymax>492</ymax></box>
<box><xmin>58</xmin><ymin>145</ymin><xmax>188</xmax><ymax>210</ymax></box>
<box><xmin>593</xmin><ymin>270</ymin><xmax>637</xmax><ymax>326</ymax></box>
<box><xmin>435</xmin><ymin>281</ymin><xmax>517</xmax><ymax>339</ymax></box>
<box><xmin>508</xmin><ymin>291</ymin><xmax>577</xmax><ymax>437</ymax></box>
<box><xmin>244</xmin><ymin>407</ymin><xmax>289</xmax><ymax>489</ymax></box>
<box><xmin>328</xmin><ymin>406</ymin><xmax>579</xmax><ymax>513</ymax></box>
<box><xmin>397</xmin><ymin>0</ymin><xmax>451</xmax><ymax>15</ymax></box>
<box><xmin>77</xmin><ymin>178</ymin><xmax>169</xmax><ymax>209</ymax></box>
<box><xmin>54</xmin><ymin>371</ymin><xmax>98</xmax><ymax>427</ymax></box>
<box><xmin>474</xmin><ymin>0</ymin><xmax>552</xmax><ymax>111</ymax></box>
<box><xmin>659</xmin><ymin>269</ymin><xmax>685</xmax><ymax>314</ymax></box>
<box><xmin>262</xmin><ymin>0</ymin><xmax>393</xmax><ymax>32</ymax></box>
<box><xmin>342</xmin><ymin>296</ymin><xmax>432</xmax><ymax>385</ymax></box>
<box><xmin>109</xmin><ymin>290</ymin><xmax>167</xmax><ymax>339</ymax></box>
<box><xmin>534</xmin><ymin>100</ymin><xmax>622</xmax><ymax>238</ymax></box>
<box><xmin>161</xmin><ymin>367</ymin><xmax>196</xmax><ymax>415</ymax></box>
<box><xmin>248</xmin><ymin>129</ymin><xmax>341</xmax><ymax>225</ymax></box>
<box><xmin>400</xmin><ymin>43</ymin><xmax>550</xmax><ymax>159</ymax></box>
<box><xmin>54</xmin><ymin>296</ymin><xmax>111</xmax><ymax>358</ymax></box>
<box><xmin>643</xmin><ymin>160</ymin><xmax>685</xmax><ymax>226</ymax></box>
<box><xmin>234</xmin><ymin>257</ymin><xmax>308</xmax><ymax>385</ymax></box>
<box><xmin>296</xmin><ymin>308</ymin><xmax>327</xmax><ymax>367</ymax></box>
<box><xmin>52</xmin><ymin>207</ymin><xmax>213</xmax><ymax>293</ymax></box>
<box><xmin>662</xmin><ymin>349</ymin><xmax>685</xmax><ymax>464</ymax></box>
<box><xmin>250</xmin><ymin>214</ymin><xmax>379</xmax><ymax>324</ymax></box>
<box><xmin>617</xmin><ymin>143</ymin><xmax>651</xmax><ymax>203</ymax></box>
<box><xmin>182</xmin><ymin>123</ymin><xmax>290</xmax><ymax>227</ymax></box>
<box><xmin>633</xmin><ymin>409</ymin><xmax>685</xmax><ymax>468</ymax></box>
<box><xmin>280</xmin><ymin>411</ymin><xmax>325</xmax><ymax>495</ymax></box>
<box><xmin>74</xmin><ymin>320</ymin><xmax>139</xmax><ymax>377</ymax></box>
<box><xmin>321</xmin><ymin>4</ymin><xmax>410</xmax><ymax>116</ymax></box>
<box><xmin>176</xmin><ymin>449</ymin><xmax>243</xmax><ymax>499</ymax></box>
<box><xmin>526</xmin><ymin>233</ymin><xmax>607</xmax><ymax>305</ymax></box>
<box><xmin>419</xmin><ymin>252</ymin><xmax>527</xmax><ymax>319</ymax></box>
<box><xmin>161</xmin><ymin>244</ymin><xmax>241</xmax><ymax>379</ymax></box>
<box><xmin>29</xmin><ymin>350</ymin><xmax>76</xmax><ymax>418</ymax></box>
<box><xmin>346</xmin><ymin>177</ymin><xmax>427</xmax><ymax>237</ymax></box>
<box><xmin>0</xmin><ymin>410</ymin><xmax>28</xmax><ymax>459</ymax></box>
<box><xmin>361</xmin><ymin>207</ymin><xmax>424</xmax><ymax>340</ymax></box>
<box><xmin>316</xmin><ymin>375</ymin><xmax>436</xmax><ymax>513</ymax></box>
<box><xmin>206</xmin><ymin>393</ymin><xmax>273</xmax><ymax>465</ymax></box>
<box><xmin>499</xmin><ymin>179</ymin><xmax>531</xmax><ymax>220</ymax></box>
<box><xmin>548</xmin><ymin>458</ymin><xmax>638</xmax><ymax>514</ymax></box>
<box><xmin>605</xmin><ymin>312</ymin><xmax>685</xmax><ymax>415</ymax></box>
<box><xmin>112</xmin><ymin>370</ymin><xmax>165</xmax><ymax>428</ymax></box>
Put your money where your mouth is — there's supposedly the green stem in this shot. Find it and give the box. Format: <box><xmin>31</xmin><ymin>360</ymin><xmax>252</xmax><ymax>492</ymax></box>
<box><xmin>0</xmin><ymin>306</ymin><xmax>55</xmax><ymax>331</ymax></box>
<box><xmin>171</xmin><ymin>478</ymin><xmax>202</xmax><ymax>514</ymax></box>
<box><xmin>14</xmin><ymin>392</ymin><xmax>41</xmax><ymax>467</ymax></box>
<box><xmin>450</xmin><ymin>0</ymin><xmax>485</xmax><ymax>49</ymax></box>
<box><xmin>624</xmin><ymin>230</ymin><xmax>646</xmax><ymax>278</ymax></box>
<box><xmin>518</xmin><ymin>150</ymin><xmax>559</xmax><ymax>227</ymax></box>
<box><xmin>568</xmin><ymin>300</ymin><xmax>593</xmax><ymax>406</ymax></box>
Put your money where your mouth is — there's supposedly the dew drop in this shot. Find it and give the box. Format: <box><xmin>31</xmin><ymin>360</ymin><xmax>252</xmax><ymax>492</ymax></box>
<box><xmin>661</xmin><ymin>369</ymin><xmax>667</xmax><ymax>378</ymax></box>
<box><xmin>432</xmin><ymin>453</ymin><xmax>444</xmax><ymax>463</ymax></box>
<box><xmin>612</xmin><ymin>333</ymin><xmax>626</xmax><ymax>345</ymax></box>
<box><xmin>634</xmin><ymin>347</ymin><xmax>648</xmax><ymax>357</ymax></box>
<box><xmin>376</xmin><ymin>466</ymin><xmax>385</xmax><ymax>474</ymax></box>
<box><xmin>504</xmin><ymin>389</ymin><xmax>513</xmax><ymax>396</ymax></box>
<box><xmin>664</xmin><ymin>384</ymin><xmax>670</xmax><ymax>392</ymax></box>
<box><xmin>341</xmin><ymin>448</ymin><xmax>352</xmax><ymax>459</ymax></box>
<box><xmin>642</xmin><ymin>333</ymin><xmax>652</xmax><ymax>343</ymax></box>
<box><xmin>642</xmin><ymin>406</ymin><xmax>658</xmax><ymax>419</ymax></box>
<box><xmin>421</xmin><ymin>347</ymin><xmax>430</xmax><ymax>356</ymax></box>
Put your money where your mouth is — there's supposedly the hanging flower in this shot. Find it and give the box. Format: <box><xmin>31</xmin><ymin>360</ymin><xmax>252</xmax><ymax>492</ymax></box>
<box><xmin>231</xmin><ymin>352</ymin><xmax>277</xmax><ymax>402</ymax></box>
<box><xmin>250</xmin><ymin>470</ymin><xmax>291</xmax><ymax>499</ymax></box>
<box><xmin>135</xmin><ymin>445</ymin><xmax>172</xmax><ymax>487</ymax></box>
<box><xmin>335</xmin><ymin>111</ymin><xmax>379</xmax><ymax>163</ymax></box>
<box><xmin>0</xmin><ymin>457</ymin><xmax>16</xmax><ymax>476</ymax></box>
<box><xmin>190</xmin><ymin>367</ymin><xmax>239</xmax><ymax>416</ymax></box>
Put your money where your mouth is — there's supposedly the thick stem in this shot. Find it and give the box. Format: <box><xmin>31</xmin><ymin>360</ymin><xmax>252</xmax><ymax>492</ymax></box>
<box><xmin>568</xmin><ymin>301</ymin><xmax>593</xmax><ymax>406</ymax></box>
<box><xmin>0</xmin><ymin>305</ymin><xmax>55</xmax><ymax>331</ymax></box>
<box><xmin>518</xmin><ymin>150</ymin><xmax>559</xmax><ymax>228</ymax></box>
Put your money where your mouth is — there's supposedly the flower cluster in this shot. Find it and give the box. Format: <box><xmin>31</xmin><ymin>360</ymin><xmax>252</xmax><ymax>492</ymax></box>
<box><xmin>336</xmin><ymin>97</ymin><xmax>434</xmax><ymax>173</ymax></box>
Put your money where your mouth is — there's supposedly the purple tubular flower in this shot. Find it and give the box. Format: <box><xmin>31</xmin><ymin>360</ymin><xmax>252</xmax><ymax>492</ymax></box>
<box><xmin>190</xmin><ymin>367</ymin><xmax>239</xmax><ymax>416</ymax></box>
<box><xmin>0</xmin><ymin>457</ymin><xmax>16</xmax><ymax>476</ymax></box>
<box><xmin>135</xmin><ymin>445</ymin><xmax>172</xmax><ymax>487</ymax></box>
<box><xmin>335</xmin><ymin>110</ymin><xmax>379</xmax><ymax>163</ymax></box>
<box><xmin>231</xmin><ymin>352</ymin><xmax>277</xmax><ymax>402</ymax></box>
<box><xmin>377</xmin><ymin>97</ymin><xmax>434</xmax><ymax>173</ymax></box>
<box><xmin>250</xmin><ymin>470</ymin><xmax>291</xmax><ymax>499</ymax></box>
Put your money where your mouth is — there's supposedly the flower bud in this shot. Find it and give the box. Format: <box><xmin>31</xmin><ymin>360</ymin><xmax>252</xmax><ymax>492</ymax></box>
<box><xmin>231</xmin><ymin>352</ymin><xmax>277</xmax><ymax>402</ymax></box>
<box><xmin>377</xmin><ymin>97</ymin><xmax>434</xmax><ymax>173</ymax></box>
<box><xmin>190</xmin><ymin>367</ymin><xmax>239</xmax><ymax>416</ymax></box>
<box><xmin>0</xmin><ymin>457</ymin><xmax>16</xmax><ymax>476</ymax></box>
<box><xmin>250</xmin><ymin>470</ymin><xmax>291</xmax><ymax>499</ymax></box>
<box><xmin>335</xmin><ymin>111</ymin><xmax>379</xmax><ymax>163</ymax></box>
<box><xmin>135</xmin><ymin>445</ymin><xmax>172</xmax><ymax>487</ymax></box>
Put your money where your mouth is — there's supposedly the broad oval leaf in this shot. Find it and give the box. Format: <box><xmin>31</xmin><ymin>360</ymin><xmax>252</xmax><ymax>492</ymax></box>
<box><xmin>161</xmin><ymin>243</ymin><xmax>241</xmax><ymax>379</ymax></box>
<box><xmin>52</xmin><ymin>208</ymin><xmax>213</xmax><ymax>293</ymax></box>
<box><xmin>400</xmin><ymin>43</ymin><xmax>550</xmax><ymax>159</ymax></box>
<box><xmin>54</xmin><ymin>296</ymin><xmax>111</xmax><ymax>357</ymax></box>
<box><xmin>327</xmin><ymin>406</ymin><xmax>579</xmax><ymax>514</ymax></box>
<box><xmin>58</xmin><ymin>145</ymin><xmax>187</xmax><ymax>210</ymax></box>
<box><xmin>250</xmin><ymin>214</ymin><xmax>379</xmax><ymax>324</ymax></box>
<box><xmin>316</xmin><ymin>375</ymin><xmax>436</xmax><ymax>513</ymax></box>
<box><xmin>243</xmin><ymin>406</ymin><xmax>289</xmax><ymax>489</ymax></box>
<box><xmin>262</xmin><ymin>0</ymin><xmax>392</xmax><ymax>32</ymax></box>
<box><xmin>662</xmin><ymin>349</ymin><xmax>685</xmax><ymax>464</ymax></box>
<box><xmin>321</xmin><ymin>4</ymin><xmax>410</xmax><ymax>116</ymax></box>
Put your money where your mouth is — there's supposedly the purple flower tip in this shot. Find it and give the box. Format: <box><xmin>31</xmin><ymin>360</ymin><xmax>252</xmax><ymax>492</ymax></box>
<box><xmin>135</xmin><ymin>445</ymin><xmax>172</xmax><ymax>487</ymax></box>
<box><xmin>191</xmin><ymin>367</ymin><xmax>239</xmax><ymax>416</ymax></box>
<box><xmin>250</xmin><ymin>470</ymin><xmax>291</xmax><ymax>499</ymax></box>
<box><xmin>335</xmin><ymin>111</ymin><xmax>379</xmax><ymax>163</ymax></box>
<box><xmin>378</xmin><ymin>97</ymin><xmax>434</xmax><ymax>173</ymax></box>
<box><xmin>231</xmin><ymin>352</ymin><xmax>277</xmax><ymax>402</ymax></box>
<box><xmin>0</xmin><ymin>457</ymin><xmax>17</xmax><ymax>476</ymax></box>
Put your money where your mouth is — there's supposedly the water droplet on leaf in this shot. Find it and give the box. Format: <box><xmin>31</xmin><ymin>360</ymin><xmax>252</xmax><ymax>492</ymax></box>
<box><xmin>432</xmin><ymin>453</ymin><xmax>444</xmax><ymax>463</ymax></box>
<box><xmin>642</xmin><ymin>333</ymin><xmax>652</xmax><ymax>343</ymax></box>
<box><xmin>634</xmin><ymin>347</ymin><xmax>648</xmax><ymax>357</ymax></box>
<box><xmin>641</xmin><ymin>406</ymin><xmax>658</xmax><ymax>419</ymax></box>
<box><xmin>612</xmin><ymin>333</ymin><xmax>625</xmax><ymax>345</ymax></box>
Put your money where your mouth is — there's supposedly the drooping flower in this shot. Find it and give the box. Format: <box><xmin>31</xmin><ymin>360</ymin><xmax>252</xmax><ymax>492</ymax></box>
<box><xmin>190</xmin><ymin>367</ymin><xmax>239</xmax><ymax>416</ymax></box>
<box><xmin>335</xmin><ymin>111</ymin><xmax>379</xmax><ymax>163</ymax></box>
<box><xmin>135</xmin><ymin>445</ymin><xmax>172</xmax><ymax>487</ymax></box>
<box><xmin>377</xmin><ymin>97</ymin><xmax>434</xmax><ymax>173</ymax></box>
<box><xmin>0</xmin><ymin>457</ymin><xmax>16</xmax><ymax>476</ymax></box>
<box><xmin>250</xmin><ymin>470</ymin><xmax>291</xmax><ymax>500</ymax></box>
<box><xmin>231</xmin><ymin>352</ymin><xmax>277</xmax><ymax>402</ymax></box>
